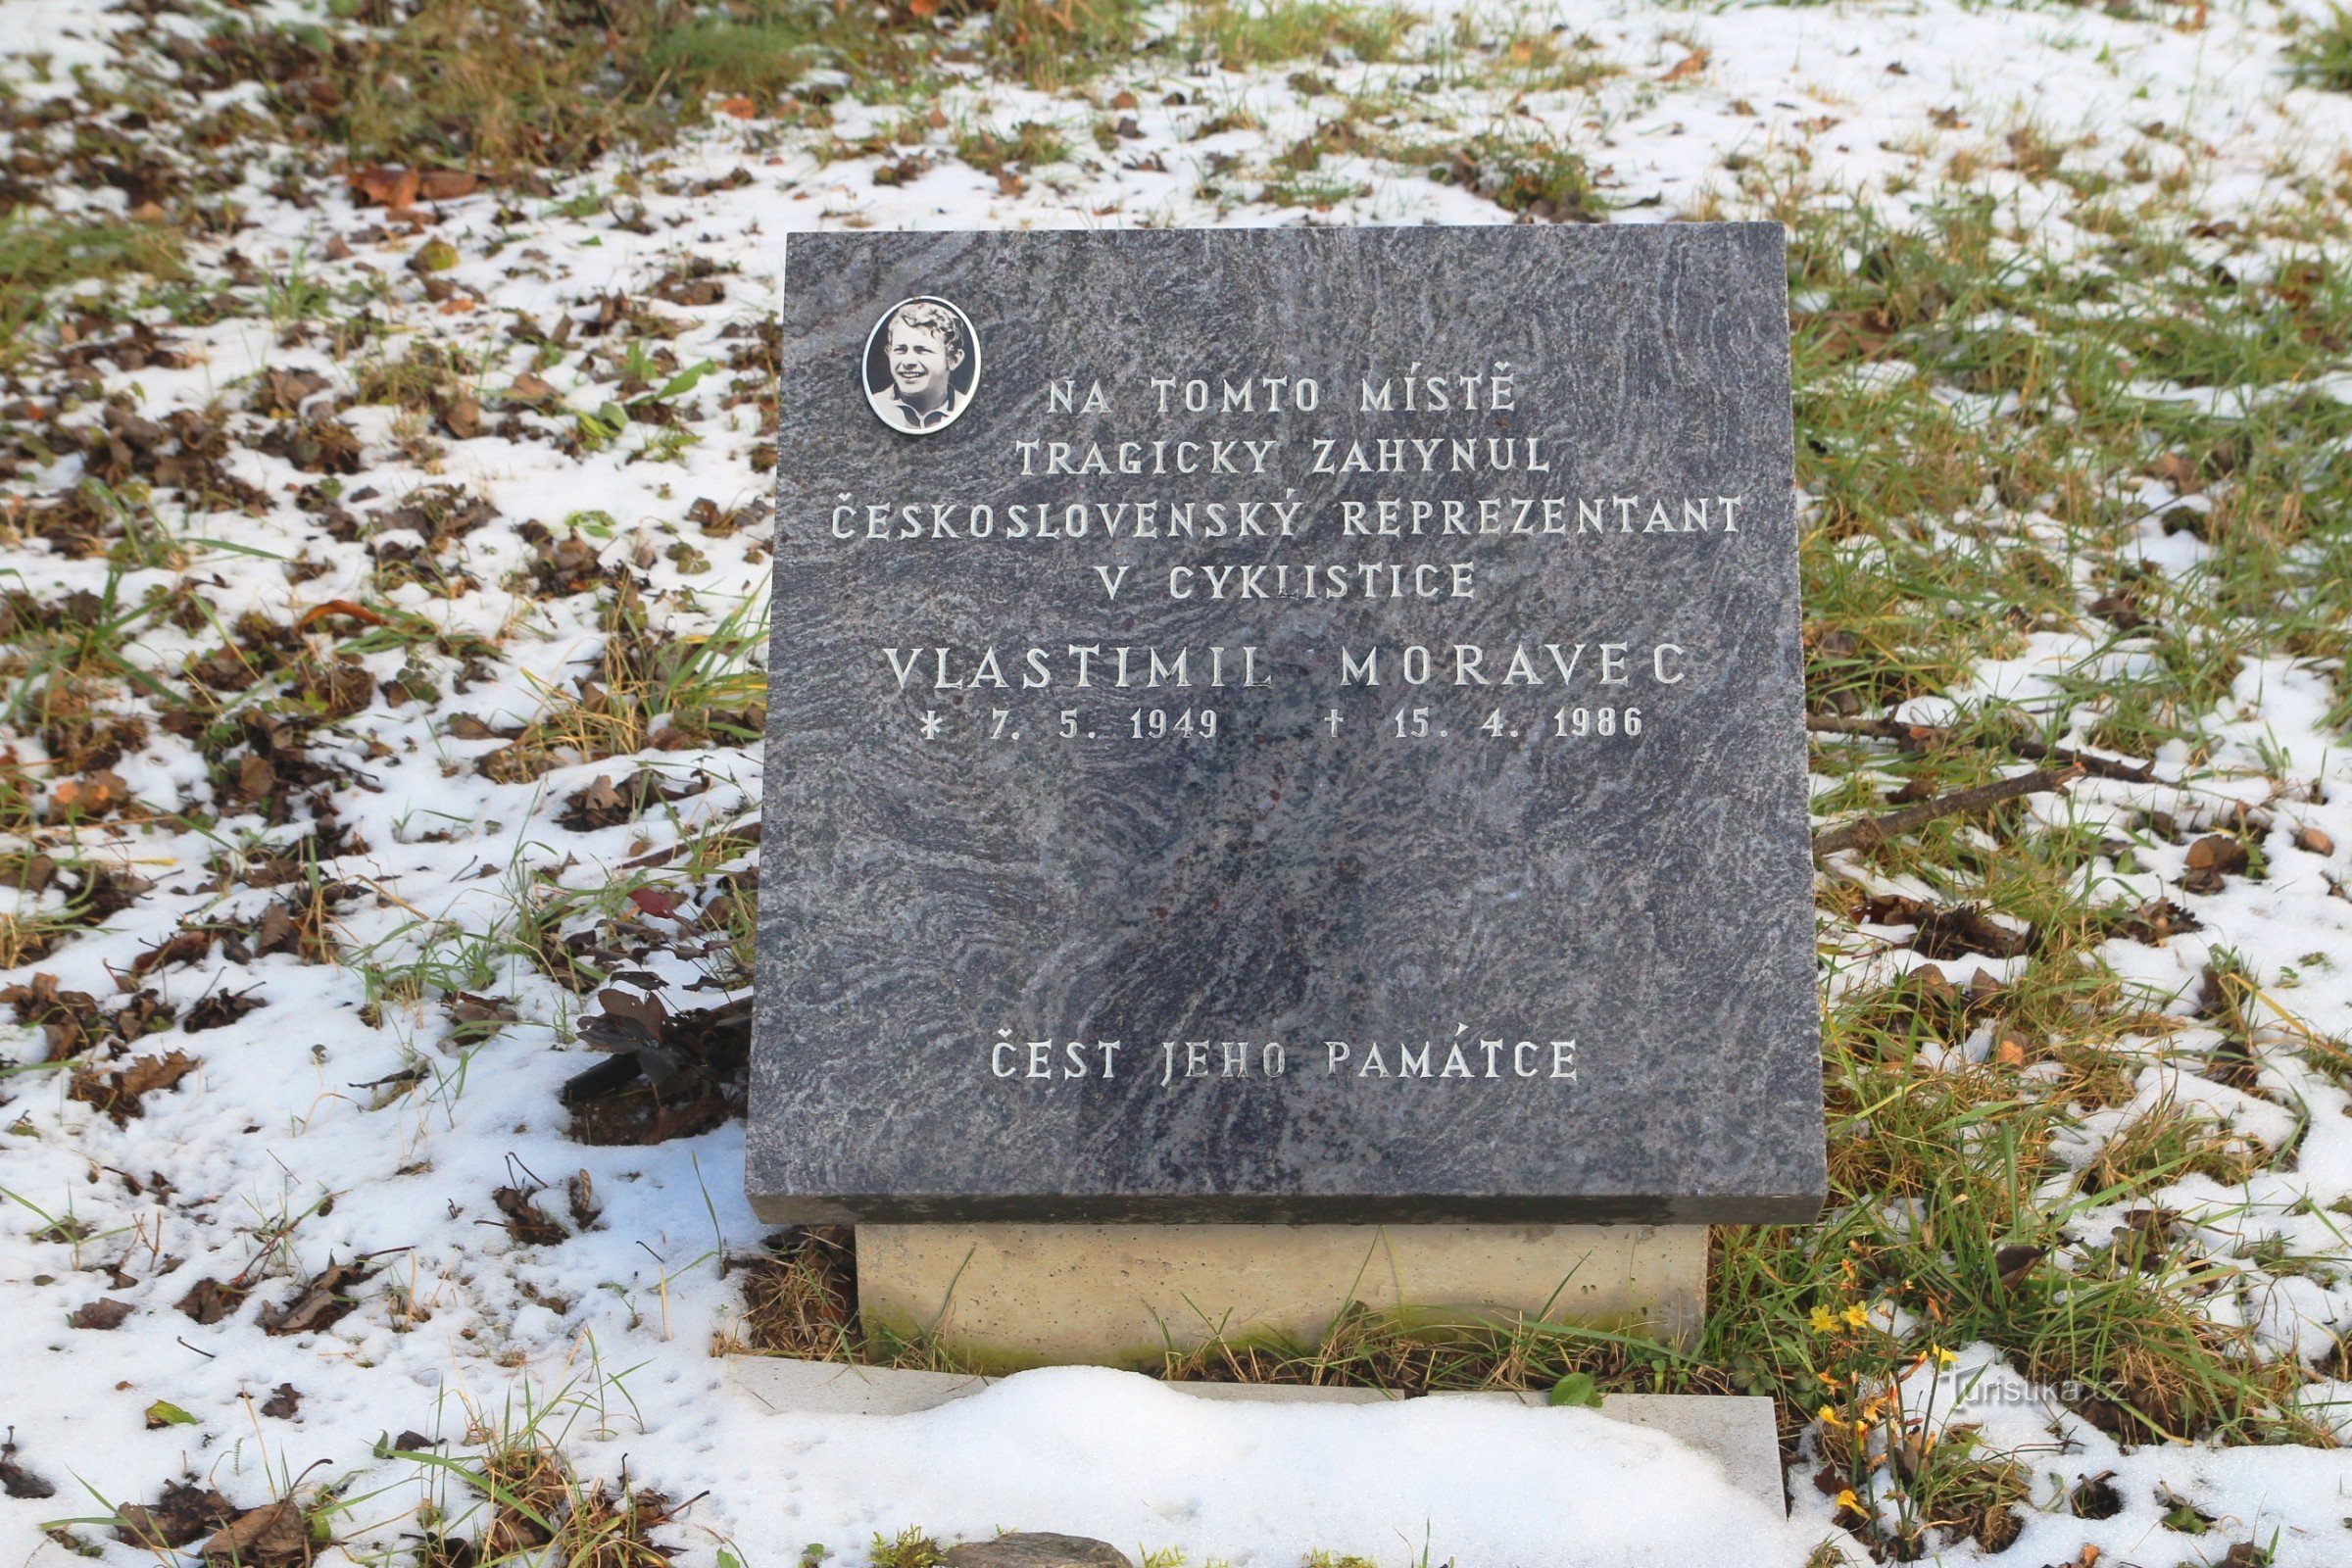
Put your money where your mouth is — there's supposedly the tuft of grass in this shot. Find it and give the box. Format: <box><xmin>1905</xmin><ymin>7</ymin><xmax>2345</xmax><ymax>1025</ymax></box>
<box><xmin>2289</xmin><ymin>6</ymin><xmax>2352</xmax><ymax>93</ymax></box>
<box><xmin>1439</xmin><ymin>129</ymin><xmax>1601</xmax><ymax>221</ymax></box>
<box><xmin>956</xmin><ymin>120</ymin><xmax>1071</xmax><ymax>173</ymax></box>
<box><xmin>731</xmin><ymin>1226</ymin><xmax>858</xmax><ymax>1360</ymax></box>
<box><xmin>990</xmin><ymin>0</ymin><xmax>1153</xmax><ymax>89</ymax></box>
<box><xmin>404</xmin><ymin>1417</ymin><xmax>678</xmax><ymax>1568</ymax></box>
<box><xmin>0</xmin><ymin>219</ymin><xmax>183</xmax><ymax>358</ymax></box>
<box><xmin>477</xmin><ymin>580</ymin><xmax>766</xmax><ymax>785</ymax></box>
<box><xmin>181</xmin><ymin>0</ymin><xmax>947</xmax><ymax>172</ymax></box>
<box><xmin>1188</xmin><ymin>0</ymin><xmax>1420</xmax><ymax>69</ymax></box>
<box><xmin>868</xmin><ymin>1527</ymin><xmax>945</xmax><ymax>1568</ymax></box>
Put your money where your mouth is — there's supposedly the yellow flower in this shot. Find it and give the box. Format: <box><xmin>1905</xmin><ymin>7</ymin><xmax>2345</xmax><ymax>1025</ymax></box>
<box><xmin>1818</xmin><ymin>1370</ymin><xmax>1843</xmax><ymax>1389</ymax></box>
<box><xmin>1809</xmin><ymin>1305</ymin><xmax>1839</xmax><ymax>1334</ymax></box>
<box><xmin>1817</xmin><ymin>1403</ymin><xmax>1839</xmax><ymax>1424</ymax></box>
<box><xmin>1935</xmin><ymin>1346</ymin><xmax>1958</xmax><ymax>1366</ymax></box>
<box><xmin>1834</xmin><ymin>1489</ymin><xmax>1862</xmax><ymax>1514</ymax></box>
<box><xmin>1842</xmin><ymin>1302</ymin><xmax>1870</xmax><ymax>1329</ymax></box>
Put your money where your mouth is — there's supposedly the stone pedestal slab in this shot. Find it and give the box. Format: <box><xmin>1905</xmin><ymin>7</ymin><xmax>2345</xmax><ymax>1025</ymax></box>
<box><xmin>855</xmin><ymin>1220</ymin><xmax>1705</xmax><ymax>1368</ymax></box>
<box><xmin>725</xmin><ymin>1352</ymin><xmax>1785</xmax><ymax>1512</ymax></box>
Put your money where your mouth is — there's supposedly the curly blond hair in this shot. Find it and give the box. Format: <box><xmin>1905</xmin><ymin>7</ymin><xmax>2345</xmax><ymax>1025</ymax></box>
<box><xmin>889</xmin><ymin>300</ymin><xmax>967</xmax><ymax>364</ymax></box>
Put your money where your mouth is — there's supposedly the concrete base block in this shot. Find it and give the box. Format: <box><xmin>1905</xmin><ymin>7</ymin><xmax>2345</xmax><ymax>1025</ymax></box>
<box><xmin>727</xmin><ymin>1355</ymin><xmax>1786</xmax><ymax>1513</ymax></box>
<box><xmin>856</xmin><ymin>1222</ymin><xmax>1706</xmax><ymax>1370</ymax></box>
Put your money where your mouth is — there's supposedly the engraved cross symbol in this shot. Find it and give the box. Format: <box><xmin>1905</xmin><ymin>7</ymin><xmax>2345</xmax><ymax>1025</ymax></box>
<box><xmin>1324</xmin><ymin>710</ymin><xmax>1344</xmax><ymax>736</ymax></box>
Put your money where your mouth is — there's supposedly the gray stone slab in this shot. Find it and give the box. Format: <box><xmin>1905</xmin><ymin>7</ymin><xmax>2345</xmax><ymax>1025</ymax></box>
<box><xmin>726</xmin><ymin>1355</ymin><xmax>1787</xmax><ymax>1511</ymax></box>
<box><xmin>754</xmin><ymin>227</ymin><xmax>1823</xmax><ymax>1225</ymax></box>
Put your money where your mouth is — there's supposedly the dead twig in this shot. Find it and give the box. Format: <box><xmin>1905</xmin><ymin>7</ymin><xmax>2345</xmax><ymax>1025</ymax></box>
<box><xmin>1813</xmin><ymin>764</ymin><xmax>2083</xmax><ymax>858</ymax></box>
<box><xmin>1807</xmin><ymin>713</ymin><xmax>2156</xmax><ymax>783</ymax></box>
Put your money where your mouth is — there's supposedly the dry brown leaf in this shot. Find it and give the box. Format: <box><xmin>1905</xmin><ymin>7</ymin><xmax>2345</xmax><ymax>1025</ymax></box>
<box><xmin>1661</xmin><ymin>48</ymin><xmax>1709</xmax><ymax>82</ymax></box>
<box><xmin>347</xmin><ymin>166</ymin><xmax>420</xmax><ymax>212</ymax></box>
<box><xmin>198</xmin><ymin>1500</ymin><xmax>312</xmax><ymax>1568</ymax></box>
<box><xmin>50</xmin><ymin>769</ymin><xmax>130</xmax><ymax>817</ymax></box>
<box><xmin>176</xmin><ymin>1276</ymin><xmax>250</xmax><ymax>1325</ymax></box>
<box><xmin>297</xmin><ymin>599</ymin><xmax>385</xmax><ymax>629</ymax></box>
<box><xmin>416</xmin><ymin>169</ymin><xmax>478</xmax><ymax>201</ymax></box>
<box><xmin>132</xmin><ymin>928</ymin><xmax>214</xmax><ymax>976</ymax></box>
<box><xmin>117</xmin><ymin>1484</ymin><xmax>236</xmax><ymax>1549</ymax></box>
<box><xmin>72</xmin><ymin>1049</ymin><xmax>198</xmax><ymax>1121</ymax></box>
<box><xmin>262</xmin><ymin>1259</ymin><xmax>371</xmax><ymax>1336</ymax></box>
<box><xmin>69</xmin><ymin>1298</ymin><xmax>134</xmax><ymax>1330</ymax></box>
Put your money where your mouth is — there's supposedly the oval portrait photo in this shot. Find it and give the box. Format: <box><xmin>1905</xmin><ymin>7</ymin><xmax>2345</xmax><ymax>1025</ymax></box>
<box><xmin>861</xmin><ymin>296</ymin><xmax>981</xmax><ymax>435</ymax></box>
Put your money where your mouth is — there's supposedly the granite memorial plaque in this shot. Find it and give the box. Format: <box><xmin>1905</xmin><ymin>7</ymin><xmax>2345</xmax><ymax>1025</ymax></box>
<box><xmin>752</xmin><ymin>227</ymin><xmax>1824</xmax><ymax>1226</ymax></box>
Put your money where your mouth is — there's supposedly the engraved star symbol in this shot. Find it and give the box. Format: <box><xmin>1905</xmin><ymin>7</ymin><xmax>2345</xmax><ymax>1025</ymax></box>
<box><xmin>919</xmin><ymin>710</ymin><xmax>944</xmax><ymax>739</ymax></box>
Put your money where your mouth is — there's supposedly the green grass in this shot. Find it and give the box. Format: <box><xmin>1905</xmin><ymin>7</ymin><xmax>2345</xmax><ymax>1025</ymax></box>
<box><xmin>1440</xmin><ymin>128</ymin><xmax>1601</xmax><ymax>220</ymax></box>
<box><xmin>956</xmin><ymin>120</ymin><xmax>1073</xmax><ymax>173</ymax></box>
<box><xmin>1188</xmin><ymin>0</ymin><xmax>1421</xmax><ymax>68</ymax></box>
<box><xmin>720</xmin><ymin>146</ymin><xmax>2352</xmax><ymax>1556</ymax></box>
<box><xmin>0</xmin><ymin>218</ymin><xmax>183</xmax><ymax>359</ymax></box>
<box><xmin>991</xmin><ymin>0</ymin><xmax>1154</xmax><ymax>88</ymax></box>
<box><xmin>9</xmin><ymin>10</ymin><xmax>2352</xmax><ymax>1564</ymax></box>
<box><xmin>2289</xmin><ymin>5</ymin><xmax>2352</xmax><ymax>93</ymax></box>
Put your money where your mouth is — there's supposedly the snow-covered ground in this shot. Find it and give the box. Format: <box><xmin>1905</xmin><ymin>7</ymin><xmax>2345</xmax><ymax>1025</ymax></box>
<box><xmin>4</xmin><ymin>0</ymin><xmax>2352</xmax><ymax>1563</ymax></box>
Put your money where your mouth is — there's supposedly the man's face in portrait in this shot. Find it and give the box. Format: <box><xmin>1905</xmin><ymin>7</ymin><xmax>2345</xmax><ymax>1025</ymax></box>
<box><xmin>886</xmin><ymin>319</ymin><xmax>958</xmax><ymax>414</ymax></box>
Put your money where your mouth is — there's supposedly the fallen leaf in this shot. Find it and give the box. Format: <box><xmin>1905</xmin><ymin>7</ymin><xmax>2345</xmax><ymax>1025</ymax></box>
<box><xmin>347</xmin><ymin>166</ymin><xmax>420</xmax><ymax>211</ymax></box>
<box><xmin>254</xmin><ymin>904</ymin><xmax>298</xmax><ymax>956</ymax></box>
<box><xmin>492</xmin><ymin>1185</ymin><xmax>566</xmax><ymax>1247</ymax></box>
<box><xmin>143</xmin><ymin>1399</ymin><xmax>200</xmax><ymax>1430</ymax></box>
<box><xmin>198</xmin><ymin>1499</ymin><xmax>312</xmax><ymax>1568</ymax></box>
<box><xmin>1993</xmin><ymin>1243</ymin><xmax>2046</xmax><ymax>1288</ymax></box>
<box><xmin>70</xmin><ymin>1298</ymin><xmax>135</xmax><ymax>1330</ymax></box>
<box><xmin>0</xmin><ymin>1452</ymin><xmax>55</xmax><ymax>1499</ymax></box>
<box><xmin>261</xmin><ymin>1384</ymin><xmax>302</xmax><ymax>1419</ymax></box>
<box><xmin>118</xmin><ymin>1481</ymin><xmax>232</xmax><ymax>1544</ymax></box>
<box><xmin>2297</xmin><ymin>825</ymin><xmax>2335</xmax><ymax>857</ymax></box>
<box><xmin>1660</xmin><ymin>48</ymin><xmax>1709</xmax><ymax>82</ymax></box>
<box><xmin>715</xmin><ymin>95</ymin><xmax>758</xmax><ymax>119</ymax></box>
<box><xmin>72</xmin><ymin>1050</ymin><xmax>198</xmax><ymax>1122</ymax></box>
<box><xmin>261</xmin><ymin>1259</ymin><xmax>372</xmax><ymax>1337</ymax></box>
<box><xmin>440</xmin><ymin>395</ymin><xmax>482</xmax><ymax>439</ymax></box>
<box><xmin>566</xmin><ymin>1170</ymin><xmax>602</xmax><ymax>1230</ymax></box>
<box><xmin>176</xmin><ymin>1276</ymin><xmax>250</xmax><ymax>1325</ymax></box>
<box><xmin>416</xmin><ymin>168</ymin><xmax>479</xmax><ymax>201</ymax></box>
<box><xmin>297</xmin><ymin>599</ymin><xmax>385</xmax><ymax>629</ymax></box>
<box><xmin>564</xmin><ymin>774</ymin><xmax>631</xmax><ymax>830</ymax></box>
<box><xmin>627</xmin><ymin>886</ymin><xmax>686</xmax><ymax>921</ymax></box>
<box><xmin>596</xmin><ymin>984</ymin><xmax>668</xmax><ymax>1040</ymax></box>
<box><xmin>184</xmin><ymin>989</ymin><xmax>265</xmax><ymax>1032</ymax></box>
<box><xmin>445</xmin><ymin>713</ymin><xmax>505</xmax><ymax>741</ymax></box>
<box><xmin>50</xmin><ymin>769</ymin><xmax>130</xmax><ymax>817</ymax></box>
<box><xmin>133</xmin><ymin>929</ymin><xmax>215</xmax><ymax>977</ymax></box>
<box><xmin>2181</xmin><ymin>834</ymin><xmax>2250</xmax><ymax>893</ymax></box>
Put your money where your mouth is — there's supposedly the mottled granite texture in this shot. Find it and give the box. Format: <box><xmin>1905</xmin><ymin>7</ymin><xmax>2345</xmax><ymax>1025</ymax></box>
<box><xmin>752</xmin><ymin>228</ymin><xmax>1824</xmax><ymax>1224</ymax></box>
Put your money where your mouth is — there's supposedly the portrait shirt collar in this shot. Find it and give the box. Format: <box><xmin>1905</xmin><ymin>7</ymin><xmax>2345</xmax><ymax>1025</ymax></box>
<box><xmin>892</xmin><ymin>384</ymin><xmax>964</xmax><ymax>429</ymax></box>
